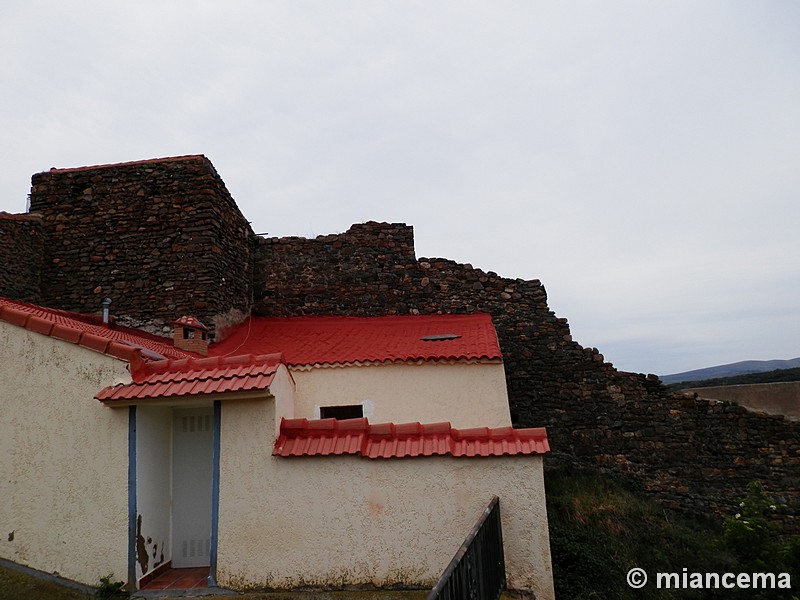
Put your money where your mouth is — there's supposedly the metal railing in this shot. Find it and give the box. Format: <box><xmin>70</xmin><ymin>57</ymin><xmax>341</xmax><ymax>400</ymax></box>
<box><xmin>426</xmin><ymin>496</ymin><xmax>506</xmax><ymax>600</ymax></box>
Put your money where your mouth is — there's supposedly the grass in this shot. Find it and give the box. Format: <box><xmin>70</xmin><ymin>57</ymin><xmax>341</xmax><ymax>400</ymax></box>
<box><xmin>0</xmin><ymin>565</ymin><xmax>429</xmax><ymax>600</ymax></box>
<box><xmin>4</xmin><ymin>472</ymin><xmax>796</xmax><ymax>599</ymax></box>
<box><xmin>546</xmin><ymin>468</ymin><xmax>730</xmax><ymax>599</ymax></box>
<box><xmin>0</xmin><ymin>565</ymin><xmax>91</xmax><ymax>600</ymax></box>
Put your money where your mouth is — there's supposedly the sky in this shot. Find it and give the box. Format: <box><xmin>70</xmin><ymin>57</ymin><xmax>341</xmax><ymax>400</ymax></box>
<box><xmin>1</xmin><ymin>1</ymin><xmax>798</xmax><ymax>376</ymax></box>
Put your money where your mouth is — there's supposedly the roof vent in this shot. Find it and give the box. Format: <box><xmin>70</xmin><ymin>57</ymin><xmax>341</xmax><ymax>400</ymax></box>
<box><xmin>421</xmin><ymin>333</ymin><xmax>462</xmax><ymax>342</ymax></box>
<box><xmin>173</xmin><ymin>316</ymin><xmax>209</xmax><ymax>356</ymax></box>
<box><xmin>101</xmin><ymin>297</ymin><xmax>112</xmax><ymax>325</ymax></box>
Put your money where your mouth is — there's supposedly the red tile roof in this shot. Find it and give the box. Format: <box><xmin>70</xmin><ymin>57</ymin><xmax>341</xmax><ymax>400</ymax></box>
<box><xmin>209</xmin><ymin>313</ymin><xmax>502</xmax><ymax>367</ymax></box>
<box><xmin>273</xmin><ymin>418</ymin><xmax>549</xmax><ymax>459</ymax></box>
<box><xmin>96</xmin><ymin>353</ymin><xmax>284</xmax><ymax>403</ymax></box>
<box><xmin>0</xmin><ymin>297</ymin><xmax>194</xmax><ymax>362</ymax></box>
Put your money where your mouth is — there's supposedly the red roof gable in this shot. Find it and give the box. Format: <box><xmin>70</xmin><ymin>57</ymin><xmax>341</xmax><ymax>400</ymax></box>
<box><xmin>274</xmin><ymin>418</ymin><xmax>549</xmax><ymax>459</ymax></box>
<box><xmin>209</xmin><ymin>313</ymin><xmax>502</xmax><ymax>367</ymax></box>
<box><xmin>0</xmin><ymin>297</ymin><xmax>194</xmax><ymax>362</ymax></box>
<box><xmin>96</xmin><ymin>353</ymin><xmax>284</xmax><ymax>404</ymax></box>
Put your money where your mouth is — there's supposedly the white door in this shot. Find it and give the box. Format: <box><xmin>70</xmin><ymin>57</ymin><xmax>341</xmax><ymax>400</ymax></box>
<box><xmin>172</xmin><ymin>408</ymin><xmax>213</xmax><ymax>568</ymax></box>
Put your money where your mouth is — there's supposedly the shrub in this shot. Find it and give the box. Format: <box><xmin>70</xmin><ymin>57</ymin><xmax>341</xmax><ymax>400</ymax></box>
<box><xmin>95</xmin><ymin>574</ymin><xmax>128</xmax><ymax>599</ymax></box>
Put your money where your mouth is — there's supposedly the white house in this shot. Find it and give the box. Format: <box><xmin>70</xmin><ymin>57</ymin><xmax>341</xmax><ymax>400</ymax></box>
<box><xmin>0</xmin><ymin>296</ymin><xmax>554</xmax><ymax>599</ymax></box>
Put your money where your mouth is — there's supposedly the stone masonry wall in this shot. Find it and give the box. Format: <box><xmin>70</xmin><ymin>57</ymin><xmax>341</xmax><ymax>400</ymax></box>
<box><xmin>0</xmin><ymin>213</ymin><xmax>44</xmax><ymax>304</ymax></box>
<box><xmin>28</xmin><ymin>156</ymin><xmax>253</xmax><ymax>337</ymax></box>
<box><xmin>6</xmin><ymin>156</ymin><xmax>799</xmax><ymax>523</ymax></box>
<box><xmin>254</xmin><ymin>222</ymin><xmax>800</xmax><ymax>521</ymax></box>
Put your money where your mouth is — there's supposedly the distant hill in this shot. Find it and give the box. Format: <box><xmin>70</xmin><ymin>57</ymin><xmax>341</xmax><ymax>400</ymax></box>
<box><xmin>661</xmin><ymin>357</ymin><xmax>800</xmax><ymax>385</ymax></box>
<box><xmin>665</xmin><ymin>366</ymin><xmax>800</xmax><ymax>391</ymax></box>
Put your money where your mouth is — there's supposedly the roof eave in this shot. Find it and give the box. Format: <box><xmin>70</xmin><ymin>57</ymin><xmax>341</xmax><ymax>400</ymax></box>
<box><xmin>98</xmin><ymin>388</ymin><xmax>274</xmax><ymax>408</ymax></box>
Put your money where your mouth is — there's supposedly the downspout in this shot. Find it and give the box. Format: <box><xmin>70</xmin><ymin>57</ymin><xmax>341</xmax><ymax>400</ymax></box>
<box><xmin>127</xmin><ymin>405</ymin><xmax>137</xmax><ymax>590</ymax></box>
<box><xmin>208</xmin><ymin>400</ymin><xmax>221</xmax><ymax>587</ymax></box>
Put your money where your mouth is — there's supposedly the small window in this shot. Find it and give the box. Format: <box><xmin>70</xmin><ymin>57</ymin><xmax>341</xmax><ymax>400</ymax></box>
<box><xmin>183</xmin><ymin>327</ymin><xmax>192</xmax><ymax>340</ymax></box>
<box><xmin>320</xmin><ymin>405</ymin><xmax>364</xmax><ymax>420</ymax></box>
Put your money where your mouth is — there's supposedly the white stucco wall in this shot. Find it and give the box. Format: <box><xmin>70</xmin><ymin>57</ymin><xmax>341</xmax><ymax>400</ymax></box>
<box><xmin>0</xmin><ymin>322</ymin><xmax>130</xmax><ymax>585</ymax></box>
<box><xmin>292</xmin><ymin>361</ymin><xmax>512</xmax><ymax>429</ymax></box>
<box><xmin>136</xmin><ymin>406</ymin><xmax>172</xmax><ymax>580</ymax></box>
<box><xmin>270</xmin><ymin>365</ymin><xmax>296</xmax><ymax>426</ymax></box>
<box><xmin>216</xmin><ymin>398</ymin><xmax>553</xmax><ymax>599</ymax></box>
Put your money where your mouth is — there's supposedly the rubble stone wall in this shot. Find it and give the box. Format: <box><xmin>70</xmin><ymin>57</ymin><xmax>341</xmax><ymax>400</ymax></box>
<box><xmin>27</xmin><ymin>156</ymin><xmax>253</xmax><ymax>337</ymax></box>
<box><xmin>5</xmin><ymin>158</ymin><xmax>798</xmax><ymax>522</ymax></box>
<box><xmin>0</xmin><ymin>213</ymin><xmax>44</xmax><ymax>304</ymax></box>
<box><xmin>254</xmin><ymin>222</ymin><xmax>800</xmax><ymax>520</ymax></box>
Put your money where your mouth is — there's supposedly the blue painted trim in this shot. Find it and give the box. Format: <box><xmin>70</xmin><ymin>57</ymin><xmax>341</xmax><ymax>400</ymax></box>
<box><xmin>127</xmin><ymin>406</ymin><xmax>137</xmax><ymax>590</ymax></box>
<box><xmin>208</xmin><ymin>400</ymin><xmax>221</xmax><ymax>587</ymax></box>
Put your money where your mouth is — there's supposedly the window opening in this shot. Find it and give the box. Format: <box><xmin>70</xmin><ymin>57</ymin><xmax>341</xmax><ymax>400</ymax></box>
<box><xmin>320</xmin><ymin>405</ymin><xmax>364</xmax><ymax>420</ymax></box>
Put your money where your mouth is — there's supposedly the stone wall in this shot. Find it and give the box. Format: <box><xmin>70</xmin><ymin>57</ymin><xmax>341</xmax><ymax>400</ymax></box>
<box><xmin>0</xmin><ymin>213</ymin><xmax>44</xmax><ymax>304</ymax></box>
<box><xmin>5</xmin><ymin>157</ymin><xmax>799</xmax><ymax>522</ymax></box>
<box><xmin>254</xmin><ymin>222</ymin><xmax>800</xmax><ymax>520</ymax></box>
<box><xmin>28</xmin><ymin>156</ymin><xmax>253</xmax><ymax>337</ymax></box>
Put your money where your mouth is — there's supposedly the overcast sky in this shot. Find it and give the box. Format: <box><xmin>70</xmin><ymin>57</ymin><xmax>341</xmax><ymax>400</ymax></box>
<box><xmin>1</xmin><ymin>1</ymin><xmax>798</xmax><ymax>376</ymax></box>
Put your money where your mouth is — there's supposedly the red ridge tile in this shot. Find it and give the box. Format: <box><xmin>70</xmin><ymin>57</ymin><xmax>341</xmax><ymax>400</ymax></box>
<box><xmin>50</xmin><ymin>323</ymin><xmax>83</xmax><ymax>344</ymax></box>
<box><xmin>78</xmin><ymin>332</ymin><xmax>111</xmax><ymax>354</ymax></box>
<box><xmin>106</xmin><ymin>342</ymin><xmax>141</xmax><ymax>363</ymax></box>
<box><xmin>0</xmin><ymin>306</ymin><xmax>30</xmax><ymax>327</ymax></box>
<box><xmin>25</xmin><ymin>315</ymin><xmax>54</xmax><ymax>336</ymax></box>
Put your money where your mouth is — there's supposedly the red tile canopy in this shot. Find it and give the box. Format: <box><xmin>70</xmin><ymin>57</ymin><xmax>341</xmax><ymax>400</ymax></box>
<box><xmin>96</xmin><ymin>353</ymin><xmax>284</xmax><ymax>404</ymax></box>
<box><xmin>273</xmin><ymin>417</ymin><xmax>549</xmax><ymax>459</ymax></box>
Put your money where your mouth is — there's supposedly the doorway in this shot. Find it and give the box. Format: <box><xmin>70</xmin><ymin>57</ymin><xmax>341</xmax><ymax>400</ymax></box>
<box><xmin>171</xmin><ymin>408</ymin><xmax>213</xmax><ymax>568</ymax></box>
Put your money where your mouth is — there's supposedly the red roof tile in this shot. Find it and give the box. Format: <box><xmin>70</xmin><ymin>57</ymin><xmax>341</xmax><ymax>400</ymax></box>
<box><xmin>209</xmin><ymin>313</ymin><xmax>502</xmax><ymax>367</ymax></box>
<box><xmin>174</xmin><ymin>315</ymin><xmax>208</xmax><ymax>330</ymax></box>
<box><xmin>273</xmin><ymin>418</ymin><xmax>549</xmax><ymax>459</ymax></box>
<box><xmin>0</xmin><ymin>297</ymin><xmax>194</xmax><ymax>362</ymax></box>
<box><xmin>96</xmin><ymin>353</ymin><xmax>284</xmax><ymax>403</ymax></box>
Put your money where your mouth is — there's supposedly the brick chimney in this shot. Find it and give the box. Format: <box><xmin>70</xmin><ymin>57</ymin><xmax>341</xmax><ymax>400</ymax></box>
<box><xmin>173</xmin><ymin>316</ymin><xmax>209</xmax><ymax>356</ymax></box>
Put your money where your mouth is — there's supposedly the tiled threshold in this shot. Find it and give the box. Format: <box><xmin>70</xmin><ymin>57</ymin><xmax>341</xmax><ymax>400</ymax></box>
<box><xmin>140</xmin><ymin>566</ymin><xmax>209</xmax><ymax>590</ymax></box>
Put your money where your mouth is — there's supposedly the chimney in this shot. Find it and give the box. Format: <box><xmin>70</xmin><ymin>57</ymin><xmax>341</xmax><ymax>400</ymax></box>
<box><xmin>173</xmin><ymin>316</ymin><xmax>209</xmax><ymax>356</ymax></box>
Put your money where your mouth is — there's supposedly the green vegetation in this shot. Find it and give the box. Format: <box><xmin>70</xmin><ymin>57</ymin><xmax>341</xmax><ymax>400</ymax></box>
<box><xmin>0</xmin><ymin>566</ymin><xmax>90</xmax><ymax>600</ymax></box>
<box><xmin>720</xmin><ymin>481</ymin><xmax>800</xmax><ymax>599</ymax></box>
<box><xmin>94</xmin><ymin>574</ymin><xmax>127</xmax><ymax>599</ymax></box>
<box><xmin>3</xmin><ymin>476</ymin><xmax>797</xmax><ymax>599</ymax></box>
<box><xmin>547</xmin><ymin>469</ymin><xmax>799</xmax><ymax>599</ymax></box>
<box><xmin>667</xmin><ymin>367</ymin><xmax>800</xmax><ymax>391</ymax></box>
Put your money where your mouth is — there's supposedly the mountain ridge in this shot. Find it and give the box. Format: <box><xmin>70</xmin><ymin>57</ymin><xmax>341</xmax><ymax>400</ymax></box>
<box><xmin>661</xmin><ymin>357</ymin><xmax>800</xmax><ymax>384</ymax></box>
